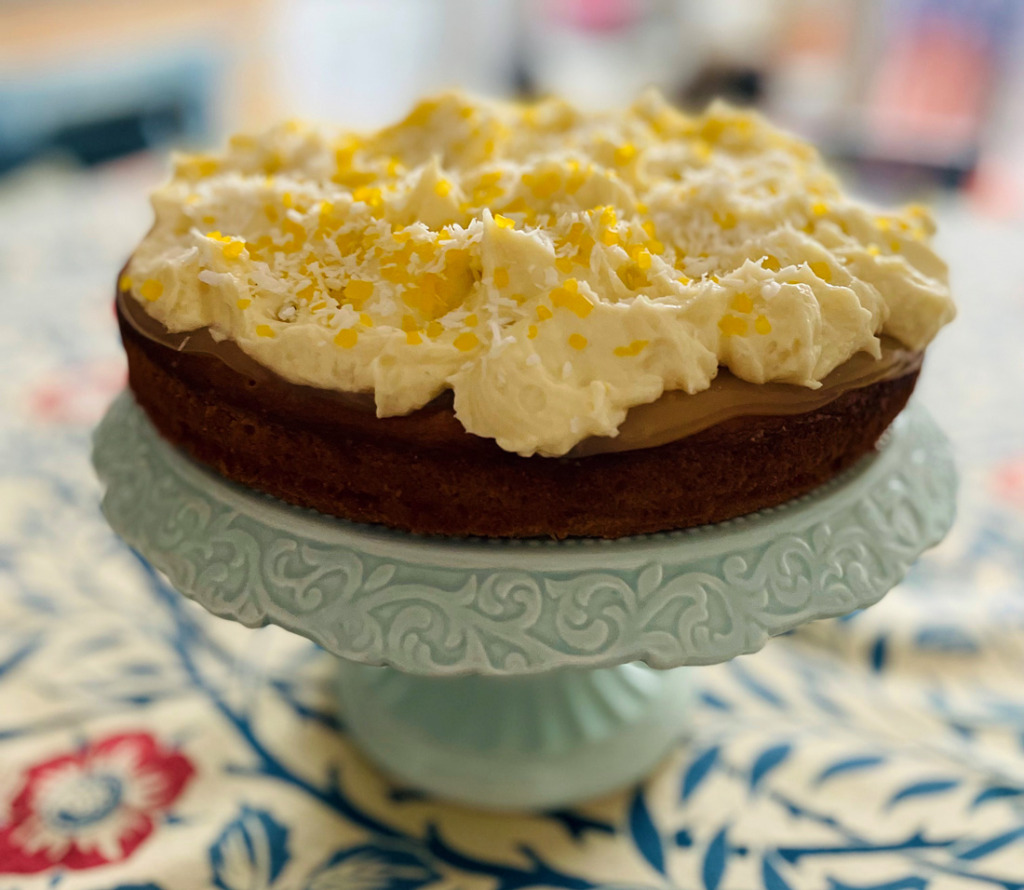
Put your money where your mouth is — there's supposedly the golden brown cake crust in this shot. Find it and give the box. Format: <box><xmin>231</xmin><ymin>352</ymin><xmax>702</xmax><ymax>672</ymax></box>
<box><xmin>118</xmin><ymin>300</ymin><xmax>919</xmax><ymax>539</ymax></box>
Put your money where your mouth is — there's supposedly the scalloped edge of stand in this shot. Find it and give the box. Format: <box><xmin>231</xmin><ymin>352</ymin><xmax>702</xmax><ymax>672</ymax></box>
<box><xmin>93</xmin><ymin>392</ymin><xmax>957</xmax><ymax>676</ymax></box>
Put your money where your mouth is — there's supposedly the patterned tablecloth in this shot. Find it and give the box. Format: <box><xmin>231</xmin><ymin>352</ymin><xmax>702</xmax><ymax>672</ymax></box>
<box><xmin>1</xmin><ymin>159</ymin><xmax>1023</xmax><ymax>890</ymax></box>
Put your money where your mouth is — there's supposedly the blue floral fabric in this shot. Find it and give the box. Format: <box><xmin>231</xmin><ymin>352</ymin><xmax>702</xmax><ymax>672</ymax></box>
<box><xmin>1</xmin><ymin>164</ymin><xmax>1023</xmax><ymax>889</ymax></box>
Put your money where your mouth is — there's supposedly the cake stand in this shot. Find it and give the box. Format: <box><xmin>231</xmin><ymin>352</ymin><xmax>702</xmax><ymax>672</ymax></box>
<box><xmin>92</xmin><ymin>392</ymin><xmax>956</xmax><ymax>810</ymax></box>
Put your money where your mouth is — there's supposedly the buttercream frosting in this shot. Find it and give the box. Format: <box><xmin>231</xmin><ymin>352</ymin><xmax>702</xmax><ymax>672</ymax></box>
<box><xmin>124</xmin><ymin>91</ymin><xmax>955</xmax><ymax>456</ymax></box>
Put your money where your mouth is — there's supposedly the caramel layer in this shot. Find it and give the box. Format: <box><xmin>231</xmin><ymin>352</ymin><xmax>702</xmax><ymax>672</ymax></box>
<box><xmin>118</xmin><ymin>290</ymin><xmax>921</xmax><ymax>457</ymax></box>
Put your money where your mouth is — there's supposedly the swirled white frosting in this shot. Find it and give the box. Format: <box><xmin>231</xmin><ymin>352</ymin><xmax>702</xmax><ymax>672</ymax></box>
<box><xmin>124</xmin><ymin>91</ymin><xmax>954</xmax><ymax>456</ymax></box>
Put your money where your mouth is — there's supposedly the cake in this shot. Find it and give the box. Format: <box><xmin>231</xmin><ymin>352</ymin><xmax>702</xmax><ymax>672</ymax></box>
<box><xmin>117</xmin><ymin>91</ymin><xmax>955</xmax><ymax>538</ymax></box>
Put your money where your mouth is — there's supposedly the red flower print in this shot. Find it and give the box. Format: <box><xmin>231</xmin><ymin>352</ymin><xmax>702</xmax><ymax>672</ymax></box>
<box><xmin>993</xmin><ymin>457</ymin><xmax>1024</xmax><ymax>509</ymax></box>
<box><xmin>0</xmin><ymin>732</ymin><xmax>193</xmax><ymax>874</ymax></box>
<box><xmin>27</xmin><ymin>359</ymin><xmax>126</xmax><ymax>425</ymax></box>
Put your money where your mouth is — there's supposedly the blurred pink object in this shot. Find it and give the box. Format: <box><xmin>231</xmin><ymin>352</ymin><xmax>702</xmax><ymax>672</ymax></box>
<box><xmin>547</xmin><ymin>0</ymin><xmax>645</xmax><ymax>31</ymax></box>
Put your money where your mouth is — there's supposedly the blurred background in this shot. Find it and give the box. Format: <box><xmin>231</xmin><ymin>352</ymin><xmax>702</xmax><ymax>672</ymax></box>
<box><xmin>2</xmin><ymin>0</ymin><xmax>1024</xmax><ymax>208</ymax></box>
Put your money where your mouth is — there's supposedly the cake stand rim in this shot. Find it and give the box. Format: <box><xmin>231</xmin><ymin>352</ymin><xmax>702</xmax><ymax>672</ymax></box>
<box><xmin>92</xmin><ymin>390</ymin><xmax>957</xmax><ymax>676</ymax></box>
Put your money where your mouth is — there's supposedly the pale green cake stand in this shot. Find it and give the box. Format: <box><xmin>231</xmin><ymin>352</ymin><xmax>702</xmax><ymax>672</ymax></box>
<box><xmin>92</xmin><ymin>392</ymin><xmax>956</xmax><ymax>809</ymax></box>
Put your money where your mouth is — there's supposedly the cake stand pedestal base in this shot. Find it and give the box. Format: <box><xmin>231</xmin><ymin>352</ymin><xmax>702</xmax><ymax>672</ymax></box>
<box><xmin>337</xmin><ymin>662</ymin><xmax>690</xmax><ymax>809</ymax></box>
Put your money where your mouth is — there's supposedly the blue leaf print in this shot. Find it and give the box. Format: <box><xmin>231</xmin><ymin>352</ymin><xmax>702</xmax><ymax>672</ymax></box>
<box><xmin>681</xmin><ymin>746</ymin><xmax>720</xmax><ymax>801</ymax></box>
<box><xmin>815</xmin><ymin>755</ymin><xmax>885</xmax><ymax>785</ymax></box>
<box><xmin>887</xmin><ymin>779</ymin><xmax>959</xmax><ymax>808</ymax></box>
<box><xmin>972</xmin><ymin>785</ymin><xmax>1024</xmax><ymax>808</ymax></box>
<box><xmin>762</xmin><ymin>856</ymin><xmax>793</xmax><ymax>890</ymax></box>
<box><xmin>702</xmin><ymin>827</ymin><xmax>728</xmax><ymax>890</ymax></box>
<box><xmin>0</xmin><ymin>636</ymin><xmax>40</xmax><ymax>678</ymax></box>
<box><xmin>729</xmin><ymin>661</ymin><xmax>785</xmax><ymax>708</ymax></box>
<box><xmin>751</xmin><ymin>744</ymin><xmax>792</xmax><ymax>790</ymax></box>
<box><xmin>210</xmin><ymin>805</ymin><xmax>290</xmax><ymax>890</ymax></box>
<box><xmin>914</xmin><ymin>625</ymin><xmax>977</xmax><ymax>653</ymax></box>
<box><xmin>308</xmin><ymin>841</ymin><xmax>440</xmax><ymax>890</ymax></box>
<box><xmin>956</xmin><ymin>826</ymin><xmax>1024</xmax><ymax>861</ymax></box>
<box><xmin>827</xmin><ymin>879</ymin><xmax>926</xmax><ymax>890</ymax></box>
<box><xmin>869</xmin><ymin>635</ymin><xmax>888</xmax><ymax>672</ymax></box>
<box><xmin>547</xmin><ymin>808</ymin><xmax>616</xmax><ymax>839</ymax></box>
<box><xmin>700</xmin><ymin>691</ymin><xmax>732</xmax><ymax>711</ymax></box>
<box><xmin>628</xmin><ymin>789</ymin><xmax>665</xmax><ymax>875</ymax></box>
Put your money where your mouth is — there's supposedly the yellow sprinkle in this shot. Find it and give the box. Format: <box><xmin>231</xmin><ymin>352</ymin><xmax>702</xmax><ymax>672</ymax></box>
<box><xmin>537</xmin><ymin>305</ymin><xmax>553</xmax><ymax>321</ymax></box>
<box><xmin>310</xmin><ymin>301</ymin><xmax>327</xmax><ymax>312</ymax></box>
<box><xmin>811</xmin><ymin>201</ymin><xmax>829</xmax><ymax>216</ymax></box>
<box><xmin>637</xmin><ymin>203</ymin><xmax>649</xmax><ymax>215</ymax></box>
<box><xmin>401</xmin><ymin>314</ymin><xmax>418</xmax><ymax>332</ymax></box>
<box><xmin>555</xmin><ymin>256</ymin><xmax>574</xmax><ymax>274</ymax></box>
<box><xmin>730</xmin><ymin>292</ymin><xmax>754</xmax><ymax>313</ymax></box>
<box><xmin>493</xmin><ymin>267</ymin><xmax>510</xmax><ymax>288</ymax></box>
<box><xmin>222</xmin><ymin>241</ymin><xmax>245</xmax><ymax>260</ymax></box>
<box><xmin>359</xmin><ymin>312</ymin><xmax>374</xmax><ymax>327</ymax></box>
<box><xmin>809</xmin><ymin>260</ymin><xmax>832</xmax><ymax>283</ymax></box>
<box><xmin>185</xmin><ymin>194</ymin><xmax>200</xmax><ymax>205</ymax></box>
<box><xmin>229</xmin><ymin>133</ymin><xmax>255</xmax><ymax>149</ymax></box>
<box><xmin>568</xmin><ymin>333</ymin><xmax>588</xmax><ymax>350</ymax></box>
<box><xmin>140</xmin><ymin>279</ymin><xmax>163</xmax><ymax>302</ymax></box>
<box><xmin>890</xmin><ymin>239</ymin><xmax>901</xmax><ymax>252</ymax></box>
<box><xmin>613</xmin><ymin>339</ymin><xmax>649</xmax><ymax>357</ymax></box>
<box><xmin>334</xmin><ymin>328</ymin><xmax>358</xmax><ymax>348</ymax></box>
<box><xmin>613</xmin><ymin>142</ymin><xmax>637</xmax><ymax>165</ymax></box>
<box><xmin>867</xmin><ymin>244</ymin><xmax>881</xmax><ymax>256</ymax></box>
<box><xmin>692</xmin><ymin>139</ymin><xmax>712</xmax><ymax>161</ymax></box>
<box><xmin>352</xmin><ymin>186</ymin><xmax>383</xmax><ymax>208</ymax></box>
<box><xmin>183</xmin><ymin>155</ymin><xmax>219</xmax><ymax>178</ymax></box>
<box><xmin>118</xmin><ymin>274</ymin><xmax>132</xmax><ymax>291</ymax></box>
<box><xmin>754</xmin><ymin>315</ymin><xmax>772</xmax><ymax>335</ymax></box>
<box><xmin>527</xmin><ymin>324</ymin><xmax>538</xmax><ymax>340</ymax></box>
<box><xmin>464</xmin><ymin>313</ymin><xmax>479</xmax><ymax>328</ymax></box>
<box><xmin>601</xmin><ymin>230</ymin><xmax>619</xmax><ymax>246</ymax></box>
<box><xmin>344</xmin><ymin>280</ymin><xmax>374</xmax><ymax>304</ymax></box>
<box><xmin>523</xmin><ymin>170</ymin><xmax>561</xmax><ymax>199</ymax></box>
<box><xmin>282</xmin><ymin>192</ymin><xmax>294</xmax><ymax>209</ymax></box>
<box><xmin>875</xmin><ymin>216</ymin><xmax>892</xmax><ymax>231</ymax></box>
<box><xmin>406</xmin><ymin>330</ymin><xmax>423</xmax><ymax>345</ymax></box>
<box><xmin>677</xmin><ymin>275</ymin><xmax>691</xmax><ymax>286</ymax></box>
<box><xmin>633</xmin><ymin>247</ymin><xmax>652</xmax><ymax>270</ymax></box>
<box><xmin>761</xmin><ymin>255</ymin><xmax>781</xmax><ymax>272</ymax></box>
<box><xmin>550</xmin><ymin>280</ymin><xmax>594</xmax><ymax>318</ymax></box>
<box><xmin>426</xmin><ymin>320</ymin><xmax>444</xmax><ymax>338</ymax></box>
<box><xmin>599</xmin><ymin>206</ymin><xmax>618</xmax><ymax>228</ymax></box>
<box><xmin>718</xmin><ymin>315</ymin><xmax>748</xmax><ymax>337</ymax></box>
<box><xmin>256</xmin><ymin>324</ymin><xmax>275</xmax><ymax>339</ymax></box>
<box><xmin>205</xmin><ymin>230</ymin><xmax>229</xmax><ymax>242</ymax></box>
<box><xmin>453</xmin><ymin>332</ymin><xmax>480</xmax><ymax>352</ymax></box>
<box><xmin>236</xmin><ymin>298</ymin><xmax>251</xmax><ymax>309</ymax></box>
<box><xmin>617</xmin><ymin>263</ymin><xmax>649</xmax><ymax>290</ymax></box>
<box><xmin>493</xmin><ymin>214</ymin><xmax>515</xmax><ymax>229</ymax></box>
<box><xmin>647</xmin><ymin>239</ymin><xmax>664</xmax><ymax>255</ymax></box>
<box><xmin>713</xmin><ymin>210</ymin><xmax>737</xmax><ymax>229</ymax></box>
<box><xmin>434</xmin><ymin>179</ymin><xmax>451</xmax><ymax>198</ymax></box>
